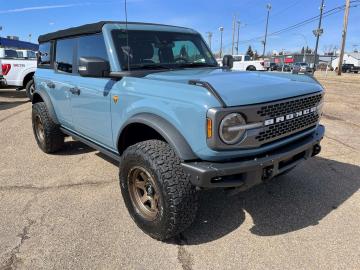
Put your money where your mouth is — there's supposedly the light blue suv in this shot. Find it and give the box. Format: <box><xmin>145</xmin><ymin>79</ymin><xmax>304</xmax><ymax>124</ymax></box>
<box><xmin>32</xmin><ymin>21</ymin><xmax>325</xmax><ymax>240</ymax></box>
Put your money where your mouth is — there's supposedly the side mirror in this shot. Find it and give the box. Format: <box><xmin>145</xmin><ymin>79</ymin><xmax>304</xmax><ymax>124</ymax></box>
<box><xmin>222</xmin><ymin>55</ymin><xmax>234</xmax><ymax>69</ymax></box>
<box><xmin>78</xmin><ymin>57</ymin><xmax>110</xmax><ymax>77</ymax></box>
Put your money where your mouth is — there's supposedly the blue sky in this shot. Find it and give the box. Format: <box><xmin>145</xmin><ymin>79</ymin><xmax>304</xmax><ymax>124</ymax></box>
<box><xmin>0</xmin><ymin>0</ymin><xmax>359</xmax><ymax>54</ymax></box>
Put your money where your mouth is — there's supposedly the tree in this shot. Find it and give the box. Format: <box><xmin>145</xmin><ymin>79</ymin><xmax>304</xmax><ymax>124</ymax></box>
<box><xmin>246</xmin><ymin>46</ymin><xmax>254</xmax><ymax>58</ymax></box>
<box><xmin>301</xmin><ymin>46</ymin><xmax>305</xmax><ymax>55</ymax></box>
<box><xmin>253</xmin><ymin>50</ymin><xmax>259</xmax><ymax>60</ymax></box>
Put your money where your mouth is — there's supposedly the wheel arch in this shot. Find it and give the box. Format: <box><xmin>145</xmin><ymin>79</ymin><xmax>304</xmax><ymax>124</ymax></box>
<box><xmin>22</xmin><ymin>72</ymin><xmax>35</xmax><ymax>88</ymax></box>
<box><xmin>32</xmin><ymin>90</ymin><xmax>60</xmax><ymax>125</ymax></box>
<box><xmin>117</xmin><ymin>113</ymin><xmax>198</xmax><ymax>161</ymax></box>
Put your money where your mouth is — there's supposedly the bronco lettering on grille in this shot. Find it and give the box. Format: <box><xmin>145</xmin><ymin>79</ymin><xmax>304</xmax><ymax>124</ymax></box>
<box><xmin>264</xmin><ymin>106</ymin><xmax>317</xmax><ymax>126</ymax></box>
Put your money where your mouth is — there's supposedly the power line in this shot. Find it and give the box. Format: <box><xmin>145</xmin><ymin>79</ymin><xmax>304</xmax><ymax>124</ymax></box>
<box><xmin>236</xmin><ymin>3</ymin><xmax>357</xmax><ymax>45</ymax></box>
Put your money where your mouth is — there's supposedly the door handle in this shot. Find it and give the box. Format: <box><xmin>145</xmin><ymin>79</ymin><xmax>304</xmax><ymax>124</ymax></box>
<box><xmin>69</xmin><ymin>87</ymin><xmax>81</xmax><ymax>96</ymax></box>
<box><xmin>47</xmin><ymin>82</ymin><xmax>55</xmax><ymax>88</ymax></box>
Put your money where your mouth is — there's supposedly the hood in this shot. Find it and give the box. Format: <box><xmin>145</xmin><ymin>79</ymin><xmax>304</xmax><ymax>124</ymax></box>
<box><xmin>145</xmin><ymin>68</ymin><xmax>323</xmax><ymax>106</ymax></box>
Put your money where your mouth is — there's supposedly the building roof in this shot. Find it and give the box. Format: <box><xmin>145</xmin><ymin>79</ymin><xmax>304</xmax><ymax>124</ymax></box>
<box><xmin>38</xmin><ymin>21</ymin><xmax>193</xmax><ymax>43</ymax></box>
<box><xmin>0</xmin><ymin>37</ymin><xmax>38</xmax><ymax>51</ymax></box>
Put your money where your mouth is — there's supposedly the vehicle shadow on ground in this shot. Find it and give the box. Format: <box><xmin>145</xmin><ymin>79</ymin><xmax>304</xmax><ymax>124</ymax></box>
<box><xmin>0</xmin><ymin>90</ymin><xmax>28</xmax><ymax>110</ymax></box>
<box><xmin>55</xmin><ymin>141</ymin><xmax>95</xmax><ymax>156</ymax></box>
<box><xmin>180</xmin><ymin>156</ymin><xmax>360</xmax><ymax>245</ymax></box>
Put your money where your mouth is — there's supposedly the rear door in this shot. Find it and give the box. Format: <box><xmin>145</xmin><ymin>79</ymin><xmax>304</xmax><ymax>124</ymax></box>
<box><xmin>45</xmin><ymin>38</ymin><xmax>76</xmax><ymax>128</ymax></box>
<box><xmin>70</xmin><ymin>34</ymin><xmax>113</xmax><ymax>147</ymax></box>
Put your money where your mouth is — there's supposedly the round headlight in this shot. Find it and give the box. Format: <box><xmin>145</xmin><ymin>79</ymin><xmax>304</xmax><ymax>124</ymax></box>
<box><xmin>219</xmin><ymin>113</ymin><xmax>246</xmax><ymax>144</ymax></box>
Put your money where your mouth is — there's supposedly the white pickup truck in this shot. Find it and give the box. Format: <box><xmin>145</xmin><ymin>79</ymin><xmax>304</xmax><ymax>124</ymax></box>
<box><xmin>232</xmin><ymin>55</ymin><xmax>266</xmax><ymax>71</ymax></box>
<box><xmin>0</xmin><ymin>48</ymin><xmax>37</xmax><ymax>100</ymax></box>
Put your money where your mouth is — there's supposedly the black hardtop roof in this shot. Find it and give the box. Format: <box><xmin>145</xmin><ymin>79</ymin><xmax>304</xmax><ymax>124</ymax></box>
<box><xmin>38</xmin><ymin>21</ymin><xmax>193</xmax><ymax>43</ymax></box>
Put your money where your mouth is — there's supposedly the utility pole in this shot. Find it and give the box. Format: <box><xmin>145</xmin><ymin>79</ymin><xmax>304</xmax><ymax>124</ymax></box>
<box><xmin>206</xmin><ymin>32</ymin><xmax>213</xmax><ymax>51</ymax></box>
<box><xmin>231</xmin><ymin>15</ymin><xmax>236</xmax><ymax>55</ymax></box>
<box><xmin>337</xmin><ymin>0</ymin><xmax>351</xmax><ymax>76</ymax></box>
<box><xmin>313</xmin><ymin>0</ymin><xmax>325</xmax><ymax>74</ymax></box>
<box><xmin>235</xmin><ymin>21</ymin><xmax>241</xmax><ymax>55</ymax></box>
<box><xmin>219</xmin><ymin>27</ymin><xmax>224</xmax><ymax>58</ymax></box>
<box><xmin>262</xmin><ymin>3</ymin><xmax>272</xmax><ymax>57</ymax></box>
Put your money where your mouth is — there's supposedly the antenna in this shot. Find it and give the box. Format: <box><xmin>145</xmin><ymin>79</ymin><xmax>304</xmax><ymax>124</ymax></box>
<box><xmin>125</xmin><ymin>0</ymin><xmax>130</xmax><ymax>71</ymax></box>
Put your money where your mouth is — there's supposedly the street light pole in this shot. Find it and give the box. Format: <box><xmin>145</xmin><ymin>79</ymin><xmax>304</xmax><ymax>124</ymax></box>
<box><xmin>236</xmin><ymin>21</ymin><xmax>241</xmax><ymax>55</ymax></box>
<box><xmin>206</xmin><ymin>32</ymin><xmax>213</xmax><ymax>51</ymax></box>
<box><xmin>262</xmin><ymin>3</ymin><xmax>272</xmax><ymax>57</ymax></box>
<box><xmin>313</xmin><ymin>0</ymin><xmax>325</xmax><ymax>73</ymax></box>
<box><xmin>219</xmin><ymin>27</ymin><xmax>224</xmax><ymax>58</ymax></box>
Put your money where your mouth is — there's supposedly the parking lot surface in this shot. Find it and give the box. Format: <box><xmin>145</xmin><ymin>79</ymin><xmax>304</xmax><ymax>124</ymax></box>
<box><xmin>1</xmin><ymin>72</ymin><xmax>359</xmax><ymax>270</ymax></box>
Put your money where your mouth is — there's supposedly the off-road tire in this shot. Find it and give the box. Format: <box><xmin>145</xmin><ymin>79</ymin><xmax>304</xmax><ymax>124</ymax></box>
<box><xmin>32</xmin><ymin>102</ymin><xmax>64</xmax><ymax>153</ymax></box>
<box><xmin>119</xmin><ymin>140</ymin><xmax>198</xmax><ymax>241</ymax></box>
<box><xmin>25</xmin><ymin>79</ymin><xmax>35</xmax><ymax>101</ymax></box>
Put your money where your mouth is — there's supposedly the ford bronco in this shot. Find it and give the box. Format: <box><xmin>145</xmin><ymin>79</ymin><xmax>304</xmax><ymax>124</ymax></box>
<box><xmin>32</xmin><ymin>21</ymin><xmax>325</xmax><ymax>240</ymax></box>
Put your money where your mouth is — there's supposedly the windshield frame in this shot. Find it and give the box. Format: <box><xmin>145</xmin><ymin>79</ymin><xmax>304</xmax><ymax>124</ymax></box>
<box><xmin>111</xmin><ymin>29</ymin><xmax>218</xmax><ymax>71</ymax></box>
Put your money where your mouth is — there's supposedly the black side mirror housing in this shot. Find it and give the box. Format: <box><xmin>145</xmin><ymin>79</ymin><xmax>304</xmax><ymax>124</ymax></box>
<box><xmin>78</xmin><ymin>57</ymin><xmax>110</xmax><ymax>77</ymax></box>
<box><xmin>222</xmin><ymin>55</ymin><xmax>234</xmax><ymax>69</ymax></box>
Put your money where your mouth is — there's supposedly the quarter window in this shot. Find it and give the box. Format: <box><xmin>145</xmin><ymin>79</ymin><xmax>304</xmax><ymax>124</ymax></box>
<box><xmin>55</xmin><ymin>38</ymin><xmax>76</xmax><ymax>73</ymax></box>
<box><xmin>77</xmin><ymin>34</ymin><xmax>109</xmax><ymax>62</ymax></box>
<box><xmin>38</xmin><ymin>42</ymin><xmax>51</xmax><ymax>67</ymax></box>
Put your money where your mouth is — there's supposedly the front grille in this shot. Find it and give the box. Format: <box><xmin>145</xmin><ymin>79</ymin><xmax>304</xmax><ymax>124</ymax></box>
<box><xmin>254</xmin><ymin>93</ymin><xmax>323</xmax><ymax>144</ymax></box>
<box><xmin>256</xmin><ymin>113</ymin><xmax>319</xmax><ymax>142</ymax></box>
<box><xmin>257</xmin><ymin>93</ymin><xmax>323</xmax><ymax>118</ymax></box>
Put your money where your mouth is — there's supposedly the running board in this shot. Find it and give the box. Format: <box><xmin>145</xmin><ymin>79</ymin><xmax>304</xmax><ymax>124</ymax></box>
<box><xmin>60</xmin><ymin>127</ymin><xmax>121</xmax><ymax>162</ymax></box>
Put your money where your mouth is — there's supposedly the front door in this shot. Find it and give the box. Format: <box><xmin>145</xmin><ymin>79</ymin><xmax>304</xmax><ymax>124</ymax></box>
<box><xmin>70</xmin><ymin>34</ymin><xmax>114</xmax><ymax>148</ymax></box>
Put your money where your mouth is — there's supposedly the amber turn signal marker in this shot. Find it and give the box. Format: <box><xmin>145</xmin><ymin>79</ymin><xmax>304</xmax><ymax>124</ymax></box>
<box><xmin>207</xmin><ymin>118</ymin><xmax>212</xmax><ymax>138</ymax></box>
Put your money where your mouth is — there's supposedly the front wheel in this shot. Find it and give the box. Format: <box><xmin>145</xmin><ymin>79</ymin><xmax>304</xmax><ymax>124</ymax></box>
<box><xmin>119</xmin><ymin>140</ymin><xmax>198</xmax><ymax>241</ymax></box>
<box><xmin>26</xmin><ymin>79</ymin><xmax>35</xmax><ymax>101</ymax></box>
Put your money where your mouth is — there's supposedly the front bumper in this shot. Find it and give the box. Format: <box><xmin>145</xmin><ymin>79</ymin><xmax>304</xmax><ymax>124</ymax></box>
<box><xmin>182</xmin><ymin>125</ymin><xmax>324</xmax><ymax>189</ymax></box>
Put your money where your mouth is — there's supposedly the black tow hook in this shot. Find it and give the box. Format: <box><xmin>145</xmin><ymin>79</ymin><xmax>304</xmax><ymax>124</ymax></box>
<box><xmin>312</xmin><ymin>144</ymin><xmax>321</xmax><ymax>157</ymax></box>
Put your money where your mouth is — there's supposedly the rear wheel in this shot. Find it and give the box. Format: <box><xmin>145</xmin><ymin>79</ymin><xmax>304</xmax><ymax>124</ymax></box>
<box><xmin>32</xmin><ymin>102</ymin><xmax>64</xmax><ymax>153</ymax></box>
<box><xmin>246</xmin><ymin>65</ymin><xmax>256</xmax><ymax>71</ymax></box>
<box><xmin>119</xmin><ymin>140</ymin><xmax>198</xmax><ymax>240</ymax></box>
<box><xmin>26</xmin><ymin>79</ymin><xmax>35</xmax><ymax>101</ymax></box>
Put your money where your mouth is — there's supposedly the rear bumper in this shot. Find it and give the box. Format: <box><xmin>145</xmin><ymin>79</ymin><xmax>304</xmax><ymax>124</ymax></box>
<box><xmin>182</xmin><ymin>125</ymin><xmax>325</xmax><ymax>189</ymax></box>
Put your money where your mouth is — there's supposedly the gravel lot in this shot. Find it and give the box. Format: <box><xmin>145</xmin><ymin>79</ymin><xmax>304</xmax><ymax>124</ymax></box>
<box><xmin>0</xmin><ymin>72</ymin><xmax>359</xmax><ymax>270</ymax></box>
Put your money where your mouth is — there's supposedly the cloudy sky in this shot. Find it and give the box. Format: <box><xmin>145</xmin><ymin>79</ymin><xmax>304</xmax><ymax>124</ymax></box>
<box><xmin>0</xmin><ymin>0</ymin><xmax>359</xmax><ymax>54</ymax></box>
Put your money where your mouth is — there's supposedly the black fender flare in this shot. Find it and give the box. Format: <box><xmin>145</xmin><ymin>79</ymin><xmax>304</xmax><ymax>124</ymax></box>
<box><xmin>32</xmin><ymin>90</ymin><xmax>60</xmax><ymax>125</ymax></box>
<box><xmin>118</xmin><ymin>113</ymin><xmax>198</xmax><ymax>161</ymax></box>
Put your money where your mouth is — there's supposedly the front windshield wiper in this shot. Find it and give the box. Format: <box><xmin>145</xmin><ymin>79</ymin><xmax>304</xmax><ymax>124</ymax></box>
<box><xmin>126</xmin><ymin>64</ymin><xmax>173</xmax><ymax>70</ymax></box>
<box><xmin>177</xmin><ymin>63</ymin><xmax>218</xmax><ymax>68</ymax></box>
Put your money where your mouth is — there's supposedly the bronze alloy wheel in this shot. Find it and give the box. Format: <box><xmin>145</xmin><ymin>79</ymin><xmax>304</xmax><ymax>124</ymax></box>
<box><xmin>34</xmin><ymin>115</ymin><xmax>45</xmax><ymax>143</ymax></box>
<box><xmin>128</xmin><ymin>166</ymin><xmax>160</xmax><ymax>221</ymax></box>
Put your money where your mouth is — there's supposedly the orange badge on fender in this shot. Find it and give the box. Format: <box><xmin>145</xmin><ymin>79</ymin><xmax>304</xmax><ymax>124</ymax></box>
<box><xmin>113</xmin><ymin>95</ymin><xmax>119</xmax><ymax>104</ymax></box>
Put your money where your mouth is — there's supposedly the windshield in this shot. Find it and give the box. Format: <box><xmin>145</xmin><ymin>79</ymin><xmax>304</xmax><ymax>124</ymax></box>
<box><xmin>112</xmin><ymin>30</ymin><xmax>218</xmax><ymax>70</ymax></box>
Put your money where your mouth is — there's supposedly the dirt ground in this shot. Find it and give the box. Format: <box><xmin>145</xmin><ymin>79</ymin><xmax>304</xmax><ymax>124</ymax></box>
<box><xmin>0</xmin><ymin>71</ymin><xmax>359</xmax><ymax>269</ymax></box>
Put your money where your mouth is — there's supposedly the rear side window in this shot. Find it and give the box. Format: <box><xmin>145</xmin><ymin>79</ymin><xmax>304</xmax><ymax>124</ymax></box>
<box><xmin>77</xmin><ymin>34</ymin><xmax>109</xmax><ymax>63</ymax></box>
<box><xmin>5</xmin><ymin>49</ymin><xmax>18</xmax><ymax>58</ymax></box>
<box><xmin>38</xmin><ymin>42</ymin><xmax>51</xmax><ymax>67</ymax></box>
<box><xmin>55</xmin><ymin>38</ymin><xmax>76</xmax><ymax>74</ymax></box>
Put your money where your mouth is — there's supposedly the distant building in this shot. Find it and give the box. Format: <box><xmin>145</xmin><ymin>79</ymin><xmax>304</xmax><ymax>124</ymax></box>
<box><xmin>331</xmin><ymin>53</ymin><xmax>360</xmax><ymax>67</ymax></box>
<box><xmin>0</xmin><ymin>37</ymin><xmax>38</xmax><ymax>51</ymax></box>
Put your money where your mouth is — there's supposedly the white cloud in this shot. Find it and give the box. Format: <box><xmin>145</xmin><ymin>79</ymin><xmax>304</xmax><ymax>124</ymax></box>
<box><xmin>0</xmin><ymin>3</ymin><xmax>91</xmax><ymax>14</ymax></box>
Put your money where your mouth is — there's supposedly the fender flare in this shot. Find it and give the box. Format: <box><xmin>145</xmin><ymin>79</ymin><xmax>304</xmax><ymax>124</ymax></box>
<box><xmin>32</xmin><ymin>90</ymin><xmax>60</xmax><ymax>125</ymax></box>
<box><xmin>118</xmin><ymin>113</ymin><xmax>198</xmax><ymax>161</ymax></box>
